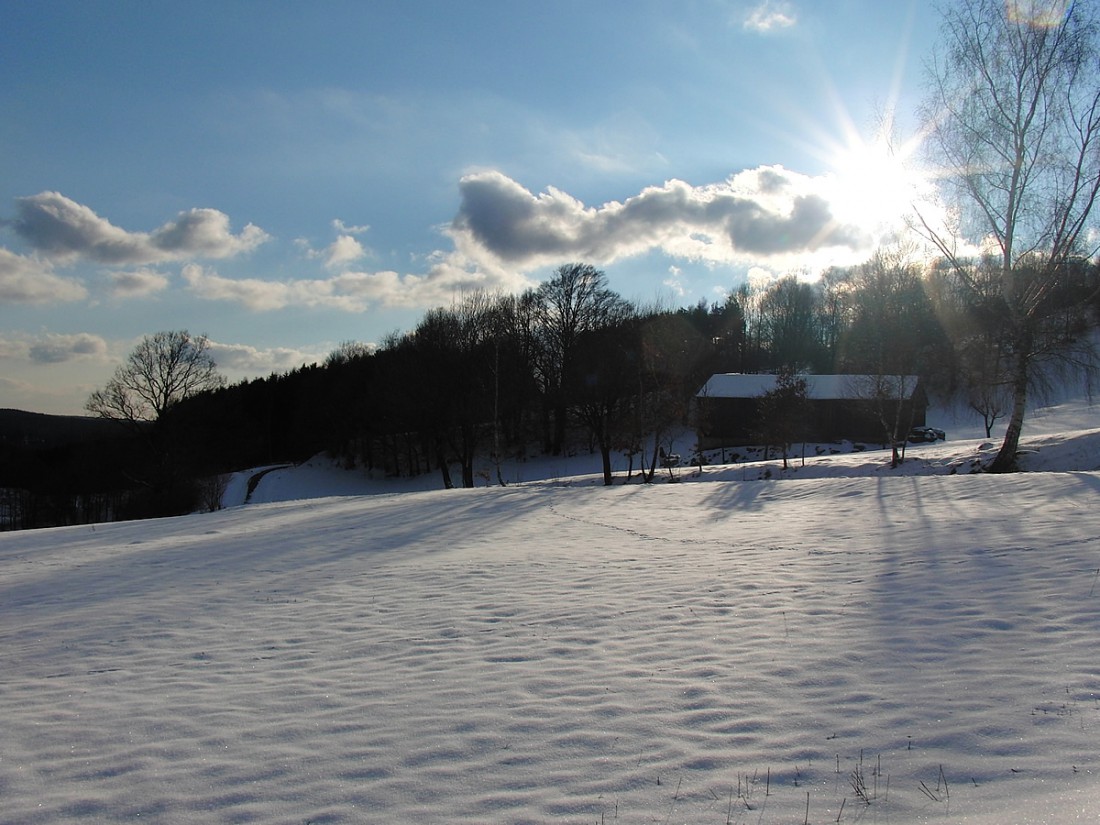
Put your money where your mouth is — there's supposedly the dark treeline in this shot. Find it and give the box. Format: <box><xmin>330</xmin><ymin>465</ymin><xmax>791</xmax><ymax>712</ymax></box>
<box><xmin>0</xmin><ymin>411</ymin><xmax>143</xmax><ymax>530</ymax></box>
<box><xmin>175</xmin><ymin>263</ymin><xmax>741</xmax><ymax>490</ymax></box>
<box><xmin>5</xmin><ymin>254</ymin><xmax>1098</xmax><ymax>529</ymax></box>
<box><xmin>126</xmin><ymin>254</ymin><xmax>1100</xmax><ymax>487</ymax></box>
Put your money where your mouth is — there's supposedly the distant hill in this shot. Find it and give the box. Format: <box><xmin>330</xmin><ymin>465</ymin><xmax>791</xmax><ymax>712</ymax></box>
<box><xmin>0</xmin><ymin>409</ymin><xmax>131</xmax><ymax>449</ymax></box>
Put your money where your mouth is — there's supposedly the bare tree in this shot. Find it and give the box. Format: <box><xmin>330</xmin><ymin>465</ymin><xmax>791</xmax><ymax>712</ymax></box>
<box><xmin>961</xmin><ymin>333</ymin><xmax>1011</xmax><ymax>438</ymax></box>
<box><xmin>754</xmin><ymin>367</ymin><xmax>808</xmax><ymax>470</ymax></box>
<box><xmin>839</xmin><ymin>247</ymin><xmax>949</xmax><ymax>380</ymax></box>
<box><xmin>918</xmin><ymin>0</ymin><xmax>1100</xmax><ymax>471</ymax></box>
<box><xmin>633</xmin><ymin>310</ymin><xmax>707</xmax><ymax>482</ymax></box>
<box><xmin>847</xmin><ymin>373</ymin><xmax>921</xmax><ymax>468</ymax></box>
<box><xmin>87</xmin><ymin>330</ymin><xmax>226</xmax><ymax>425</ymax></box>
<box><xmin>324</xmin><ymin>340</ymin><xmax>373</xmax><ymax>367</ymax></box>
<box><xmin>407</xmin><ymin>298</ymin><xmax>495</xmax><ymax>489</ymax></box>
<box><xmin>532</xmin><ymin>263</ymin><xmax>633</xmax><ymax>454</ymax></box>
<box><xmin>753</xmin><ymin>276</ymin><xmax>829</xmax><ymax>372</ymax></box>
<box><xmin>570</xmin><ymin>319</ymin><xmax>638</xmax><ymax>485</ymax></box>
<box><xmin>84</xmin><ymin>330</ymin><xmax>226</xmax><ymax>517</ymax></box>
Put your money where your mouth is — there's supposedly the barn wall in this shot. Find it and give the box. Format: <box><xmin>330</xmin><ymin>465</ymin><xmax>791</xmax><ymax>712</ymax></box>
<box><xmin>696</xmin><ymin>396</ymin><xmax>927</xmax><ymax>450</ymax></box>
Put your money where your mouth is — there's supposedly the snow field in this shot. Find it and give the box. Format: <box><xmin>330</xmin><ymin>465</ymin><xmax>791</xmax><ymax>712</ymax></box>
<box><xmin>2</xmin><ymin>438</ymin><xmax>1100</xmax><ymax>822</ymax></box>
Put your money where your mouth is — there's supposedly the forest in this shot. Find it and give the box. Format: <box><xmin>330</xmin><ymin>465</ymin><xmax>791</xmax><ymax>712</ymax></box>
<box><xmin>4</xmin><ymin>249</ymin><xmax>1098</xmax><ymax>530</ymax></box>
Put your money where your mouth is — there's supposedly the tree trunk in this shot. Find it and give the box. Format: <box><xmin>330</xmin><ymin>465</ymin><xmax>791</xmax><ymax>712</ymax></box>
<box><xmin>552</xmin><ymin>402</ymin><xmax>566</xmax><ymax>455</ymax></box>
<box><xmin>434</xmin><ymin>435</ymin><xmax>455</xmax><ymax>489</ymax></box>
<box><xmin>460</xmin><ymin>443</ymin><xmax>475</xmax><ymax>487</ymax></box>
<box><xmin>540</xmin><ymin>403</ymin><xmax>553</xmax><ymax>455</ymax></box>
<box><xmin>988</xmin><ymin>349</ymin><xmax>1029</xmax><ymax>473</ymax></box>
<box><xmin>457</xmin><ymin>424</ymin><xmax>477</xmax><ymax>488</ymax></box>
<box><xmin>438</xmin><ymin>461</ymin><xmax>454</xmax><ymax>489</ymax></box>
<box><xmin>643</xmin><ymin>433</ymin><xmax>661</xmax><ymax>483</ymax></box>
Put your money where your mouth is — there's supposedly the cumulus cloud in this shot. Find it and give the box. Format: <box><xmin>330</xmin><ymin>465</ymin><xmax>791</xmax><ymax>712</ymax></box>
<box><xmin>28</xmin><ymin>332</ymin><xmax>109</xmax><ymax>364</ymax></box>
<box><xmin>0</xmin><ymin>331</ymin><xmax>109</xmax><ymax>364</ymax></box>
<box><xmin>206</xmin><ymin>340</ymin><xmax>330</xmax><ymax>374</ymax></box>
<box><xmin>107</xmin><ymin>268</ymin><xmax>170</xmax><ymax>298</ymax></box>
<box><xmin>297</xmin><ymin>219</ymin><xmax>372</xmax><ymax>270</ymax></box>
<box><xmin>192</xmin><ymin>166</ymin><xmax>869</xmax><ymax>316</ymax></box>
<box><xmin>12</xmin><ymin>192</ymin><xmax>269</xmax><ymax>265</ymax></box>
<box><xmin>743</xmin><ymin>1</ymin><xmax>797</xmax><ymax>32</ymax></box>
<box><xmin>322</xmin><ymin>235</ymin><xmax>367</xmax><ymax>270</ymax></box>
<box><xmin>0</xmin><ymin>247</ymin><xmax>88</xmax><ymax>303</ymax></box>
<box><xmin>447</xmin><ymin>168</ymin><xmax>869</xmax><ymax>272</ymax></box>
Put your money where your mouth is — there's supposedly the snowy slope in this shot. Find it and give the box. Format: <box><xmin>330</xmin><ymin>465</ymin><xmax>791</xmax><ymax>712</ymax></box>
<box><xmin>2</xmin><ymin>403</ymin><xmax>1099</xmax><ymax>823</ymax></box>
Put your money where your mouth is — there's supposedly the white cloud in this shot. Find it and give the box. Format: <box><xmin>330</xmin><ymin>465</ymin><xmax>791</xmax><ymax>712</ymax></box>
<box><xmin>4</xmin><ymin>167</ymin><xmax>878</xmax><ymax>319</ymax></box>
<box><xmin>297</xmin><ymin>221</ymin><xmax>372</xmax><ymax>270</ymax></box>
<box><xmin>447</xmin><ymin>167</ymin><xmax>869</xmax><ymax>273</ymax></box>
<box><xmin>746</xmin><ymin>265</ymin><xmax>779</xmax><ymax>290</ymax></box>
<box><xmin>0</xmin><ymin>331</ymin><xmax>109</xmax><ymax>365</ymax></box>
<box><xmin>0</xmin><ymin>247</ymin><xmax>88</xmax><ymax>303</ymax></box>
<box><xmin>182</xmin><ymin>263</ymin><xmax>390</xmax><ymax>312</ymax></box>
<box><xmin>182</xmin><ymin>256</ymin><xmax>533</xmax><ymax>314</ymax></box>
<box><xmin>28</xmin><ymin>332</ymin><xmax>109</xmax><ymax>364</ymax></box>
<box><xmin>106</xmin><ymin>268</ymin><xmax>171</xmax><ymax>298</ymax></box>
<box><xmin>322</xmin><ymin>235</ymin><xmax>367</xmax><ymax>270</ymax></box>
<box><xmin>150</xmin><ymin>208</ymin><xmax>269</xmax><ymax>259</ymax></box>
<box><xmin>663</xmin><ymin>265</ymin><xmax>687</xmax><ymax>297</ymax></box>
<box><xmin>184</xmin><ymin>166</ymin><xmax>872</xmax><ymax>315</ymax></box>
<box><xmin>373</xmin><ymin>250</ymin><xmax>534</xmax><ymax>308</ymax></box>
<box><xmin>12</xmin><ymin>192</ymin><xmax>269</xmax><ymax>265</ymax></box>
<box><xmin>743</xmin><ymin>1</ymin><xmax>797</xmax><ymax>33</ymax></box>
<box><xmin>181</xmin><ymin>264</ymin><xmax>322</xmax><ymax>311</ymax></box>
<box><xmin>206</xmin><ymin>340</ymin><xmax>330</xmax><ymax>374</ymax></box>
<box><xmin>333</xmin><ymin>219</ymin><xmax>370</xmax><ymax>235</ymax></box>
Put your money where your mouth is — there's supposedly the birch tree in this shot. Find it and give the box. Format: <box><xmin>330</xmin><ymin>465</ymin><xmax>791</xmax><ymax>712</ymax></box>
<box><xmin>919</xmin><ymin>0</ymin><xmax>1100</xmax><ymax>471</ymax></box>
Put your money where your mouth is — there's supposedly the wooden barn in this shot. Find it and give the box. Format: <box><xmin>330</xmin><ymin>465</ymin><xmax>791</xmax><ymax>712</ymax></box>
<box><xmin>694</xmin><ymin>373</ymin><xmax>927</xmax><ymax>450</ymax></box>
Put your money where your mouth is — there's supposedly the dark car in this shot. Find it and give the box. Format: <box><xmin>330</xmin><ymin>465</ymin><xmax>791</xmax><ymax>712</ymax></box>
<box><xmin>908</xmin><ymin>426</ymin><xmax>946</xmax><ymax>443</ymax></box>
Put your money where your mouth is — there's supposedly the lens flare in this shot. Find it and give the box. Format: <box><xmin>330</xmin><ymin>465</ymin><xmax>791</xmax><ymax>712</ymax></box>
<box><xmin>1007</xmin><ymin>0</ymin><xmax>1069</xmax><ymax>29</ymax></box>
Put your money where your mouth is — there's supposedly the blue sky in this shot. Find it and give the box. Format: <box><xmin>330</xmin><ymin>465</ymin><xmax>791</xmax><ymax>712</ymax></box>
<box><xmin>1</xmin><ymin>0</ymin><xmax>942</xmax><ymax>415</ymax></box>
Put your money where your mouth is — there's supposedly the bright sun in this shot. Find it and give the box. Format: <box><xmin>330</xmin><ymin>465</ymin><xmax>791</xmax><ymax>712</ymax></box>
<box><xmin>826</xmin><ymin>132</ymin><xmax>928</xmax><ymax>234</ymax></box>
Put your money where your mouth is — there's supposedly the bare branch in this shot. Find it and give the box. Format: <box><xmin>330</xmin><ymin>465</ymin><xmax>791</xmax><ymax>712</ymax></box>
<box><xmin>85</xmin><ymin>330</ymin><xmax>226</xmax><ymax>424</ymax></box>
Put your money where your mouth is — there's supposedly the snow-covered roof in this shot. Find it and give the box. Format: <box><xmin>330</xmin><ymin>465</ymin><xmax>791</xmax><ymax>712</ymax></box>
<box><xmin>696</xmin><ymin>373</ymin><xmax>921</xmax><ymax>400</ymax></box>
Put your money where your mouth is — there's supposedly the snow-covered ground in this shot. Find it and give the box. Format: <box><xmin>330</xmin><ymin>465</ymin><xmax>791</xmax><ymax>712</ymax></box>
<box><xmin>2</xmin><ymin>401</ymin><xmax>1099</xmax><ymax>823</ymax></box>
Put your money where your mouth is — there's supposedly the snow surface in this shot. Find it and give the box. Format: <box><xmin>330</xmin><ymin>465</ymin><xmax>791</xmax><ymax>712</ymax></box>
<box><xmin>2</xmin><ymin>402</ymin><xmax>1100</xmax><ymax>823</ymax></box>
